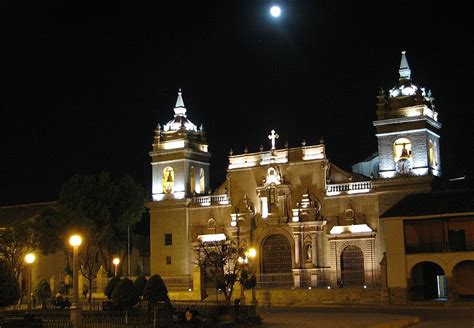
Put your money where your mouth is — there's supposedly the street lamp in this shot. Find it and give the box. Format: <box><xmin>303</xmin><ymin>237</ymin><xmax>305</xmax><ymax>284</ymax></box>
<box><xmin>112</xmin><ymin>257</ymin><xmax>120</xmax><ymax>277</ymax></box>
<box><xmin>24</xmin><ymin>253</ymin><xmax>36</xmax><ymax>310</ymax></box>
<box><xmin>69</xmin><ymin>234</ymin><xmax>82</xmax><ymax>328</ymax></box>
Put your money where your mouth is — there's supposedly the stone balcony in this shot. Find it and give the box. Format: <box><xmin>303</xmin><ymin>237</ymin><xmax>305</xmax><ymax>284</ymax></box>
<box><xmin>192</xmin><ymin>194</ymin><xmax>230</xmax><ymax>206</ymax></box>
<box><xmin>326</xmin><ymin>181</ymin><xmax>372</xmax><ymax>196</ymax></box>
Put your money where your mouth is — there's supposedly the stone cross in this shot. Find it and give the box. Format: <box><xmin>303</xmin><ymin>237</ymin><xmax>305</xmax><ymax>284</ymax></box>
<box><xmin>268</xmin><ymin>130</ymin><xmax>279</xmax><ymax>150</ymax></box>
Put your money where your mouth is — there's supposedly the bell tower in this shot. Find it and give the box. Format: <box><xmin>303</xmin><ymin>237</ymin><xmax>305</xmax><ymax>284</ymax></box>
<box><xmin>373</xmin><ymin>51</ymin><xmax>441</xmax><ymax>178</ymax></box>
<box><xmin>149</xmin><ymin>89</ymin><xmax>211</xmax><ymax>201</ymax></box>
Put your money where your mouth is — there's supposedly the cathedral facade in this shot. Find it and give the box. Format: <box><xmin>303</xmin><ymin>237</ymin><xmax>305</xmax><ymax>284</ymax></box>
<box><xmin>147</xmin><ymin>52</ymin><xmax>473</xmax><ymax>304</ymax></box>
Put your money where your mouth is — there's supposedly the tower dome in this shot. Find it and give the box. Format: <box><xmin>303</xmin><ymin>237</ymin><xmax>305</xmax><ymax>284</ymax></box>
<box><xmin>162</xmin><ymin>89</ymin><xmax>198</xmax><ymax>132</ymax></box>
<box><xmin>388</xmin><ymin>51</ymin><xmax>426</xmax><ymax>98</ymax></box>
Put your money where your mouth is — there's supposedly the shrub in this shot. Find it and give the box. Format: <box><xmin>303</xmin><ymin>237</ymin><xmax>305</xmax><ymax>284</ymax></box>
<box><xmin>143</xmin><ymin>274</ymin><xmax>169</xmax><ymax>304</ymax></box>
<box><xmin>0</xmin><ymin>259</ymin><xmax>20</xmax><ymax>308</ymax></box>
<box><xmin>104</xmin><ymin>276</ymin><xmax>121</xmax><ymax>300</ymax></box>
<box><xmin>112</xmin><ymin>278</ymin><xmax>139</xmax><ymax>324</ymax></box>
<box><xmin>134</xmin><ymin>276</ymin><xmax>147</xmax><ymax>297</ymax></box>
<box><xmin>112</xmin><ymin>278</ymin><xmax>139</xmax><ymax>310</ymax></box>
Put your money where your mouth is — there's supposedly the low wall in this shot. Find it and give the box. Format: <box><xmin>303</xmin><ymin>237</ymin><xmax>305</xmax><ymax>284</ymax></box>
<box><xmin>169</xmin><ymin>286</ymin><xmax>390</xmax><ymax>307</ymax></box>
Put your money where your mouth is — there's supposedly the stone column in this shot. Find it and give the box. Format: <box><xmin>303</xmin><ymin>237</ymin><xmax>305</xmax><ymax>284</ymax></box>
<box><xmin>294</xmin><ymin>234</ymin><xmax>300</xmax><ymax>268</ymax></box>
<box><xmin>316</xmin><ymin>231</ymin><xmax>324</xmax><ymax>267</ymax></box>
<box><xmin>446</xmin><ymin>276</ymin><xmax>457</xmax><ymax>302</ymax></box>
<box><xmin>311</xmin><ymin>233</ymin><xmax>317</xmax><ymax>267</ymax></box>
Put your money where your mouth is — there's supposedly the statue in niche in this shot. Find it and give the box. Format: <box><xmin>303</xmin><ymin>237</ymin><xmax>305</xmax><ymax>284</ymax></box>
<box><xmin>306</xmin><ymin>244</ymin><xmax>312</xmax><ymax>261</ymax></box>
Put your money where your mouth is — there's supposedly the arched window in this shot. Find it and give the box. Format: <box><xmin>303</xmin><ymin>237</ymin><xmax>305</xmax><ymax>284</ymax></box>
<box><xmin>162</xmin><ymin>167</ymin><xmax>174</xmax><ymax>193</ymax></box>
<box><xmin>190</xmin><ymin>166</ymin><xmax>195</xmax><ymax>194</ymax></box>
<box><xmin>199</xmin><ymin>168</ymin><xmax>205</xmax><ymax>194</ymax></box>
<box><xmin>393</xmin><ymin>138</ymin><xmax>412</xmax><ymax>163</ymax></box>
<box><xmin>340</xmin><ymin>245</ymin><xmax>365</xmax><ymax>286</ymax></box>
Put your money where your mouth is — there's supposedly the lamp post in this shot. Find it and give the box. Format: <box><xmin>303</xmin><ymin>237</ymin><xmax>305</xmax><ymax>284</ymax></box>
<box><xmin>69</xmin><ymin>234</ymin><xmax>82</xmax><ymax>328</ymax></box>
<box><xmin>112</xmin><ymin>257</ymin><xmax>120</xmax><ymax>277</ymax></box>
<box><xmin>247</xmin><ymin>247</ymin><xmax>258</xmax><ymax>306</ymax></box>
<box><xmin>24</xmin><ymin>253</ymin><xmax>36</xmax><ymax>310</ymax></box>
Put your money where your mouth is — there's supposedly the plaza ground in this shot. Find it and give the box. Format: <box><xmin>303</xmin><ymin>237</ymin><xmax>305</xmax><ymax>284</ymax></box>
<box><xmin>257</xmin><ymin>305</ymin><xmax>474</xmax><ymax>328</ymax></box>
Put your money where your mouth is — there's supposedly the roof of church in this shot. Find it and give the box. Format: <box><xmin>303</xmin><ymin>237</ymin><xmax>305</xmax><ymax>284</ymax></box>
<box><xmin>328</xmin><ymin>163</ymin><xmax>370</xmax><ymax>184</ymax></box>
<box><xmin>0</xmin><ymin>201</ymin><xmax>55</xmax><ymax>228</ymax></box>
<box><xmin>381</xmin><ymin>189</ymin><xmax>474</xmax><ymax>218</ymax></box>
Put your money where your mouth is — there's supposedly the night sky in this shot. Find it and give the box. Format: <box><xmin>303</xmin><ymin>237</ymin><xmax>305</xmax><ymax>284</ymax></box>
<box><xmin>1</xmin><ymin>1</ymin><xmax>472</xmax><ymax>205</ymax></box>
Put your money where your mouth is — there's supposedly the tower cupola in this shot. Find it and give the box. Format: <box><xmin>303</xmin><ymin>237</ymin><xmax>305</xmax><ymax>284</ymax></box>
<box><xmin>373</xmin><ymin>52</ymin><xmax>442</xmax><ymax>178</ymax></box>
<box><xmin>150</xmin><ymin>89</ymin><xmax>211</xmax><ymax>201</ymax></box>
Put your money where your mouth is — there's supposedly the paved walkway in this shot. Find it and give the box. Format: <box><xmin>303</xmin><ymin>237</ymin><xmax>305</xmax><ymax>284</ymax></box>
<box><xmin>259</xmin><ymin>310</ymin><xmax>420</xmax><ymax>328</ymax></box>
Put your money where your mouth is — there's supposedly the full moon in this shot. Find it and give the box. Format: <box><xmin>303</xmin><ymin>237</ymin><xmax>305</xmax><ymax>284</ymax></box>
<box><xmin>270</xmin><ymin>5</ymin><xmax>281</xmax><ymax>18</ymax></box>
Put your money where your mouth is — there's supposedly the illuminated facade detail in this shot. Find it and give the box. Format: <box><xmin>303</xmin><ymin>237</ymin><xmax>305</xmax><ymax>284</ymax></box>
<box><xmin>199</xmin><ymin>168</ymin><xmax>205</xmax><ymax>194</ymax></box>
<box><xmin>197</xmin><ymin>233</ymin><xmax>226</xmax><ymax>243</ymax></box>
<box><xmin>261</xmin><ymin>197</ymin><xmax>269</xmax><ymax>219</ymax></box>
<box><xmin>162</xmin><ymin>167</ymin><xmax>174</xmax><ymax>193</ymax></box>
<box><xmin>265</xmin><ymin>166</ymin><xmax>281</xmax><ymax>185</ymax></box>
<box><xmin>268</xmin><ymin>129</ymin><xmax>279</xmax><ymax>150</ymax></box>
<box><xmin>190</xmin><ymin>166</ymin><xmax>195</xmax><ymax>194</ymax></box>
<box><xmin>394</xmin><ymin>138</ymin><xmax>412</xmax><ymax>174</ymax></box>
<box><xmin>393</xmin><ymin>138</ymin><xmax>412</xmax><ymax>162</ymax></box>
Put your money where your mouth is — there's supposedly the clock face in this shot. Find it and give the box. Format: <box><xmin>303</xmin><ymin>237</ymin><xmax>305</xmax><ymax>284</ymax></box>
<box><xmin>396</xmin><ymin>158</ymin><xmax>411</xmax><ymax>174</ymax></box>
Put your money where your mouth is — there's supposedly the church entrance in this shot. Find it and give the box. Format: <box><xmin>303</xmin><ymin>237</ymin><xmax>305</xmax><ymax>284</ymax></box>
<box><xmin>340</xmin><ymin>245</ymin><xmax>365</xmax><ymax>286</ymax></box>
<box><xmin>260</xmin><ymin>234</ymin><xmax>292</xmax><ymax>288</ymax></box>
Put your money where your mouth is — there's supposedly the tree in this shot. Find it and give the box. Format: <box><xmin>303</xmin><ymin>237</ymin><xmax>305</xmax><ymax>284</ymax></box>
<box><xmin>112</xmin><ymin>278</ymin><xmax>139</xmax><ymax>324</ymax></box>
<box><xmin>194</xmin><ymin>240</ymin><xmax>249</xmax><ymax>306</ymax></box>
<box><xmin>104</xmin><ymin>276</ymin><xmax>121</xmax><ymax>300</ymax></box>
<box><xmin>0</xmin><ymin>224</ymin><xmax>37</xmax><ymax>279</ymax></box>
<box><xmin>33</xmin><ymin>172</ymin><xmax>146</xmax><ymax>279</ymax></box>
<box><xmin>34</xmin><ymin>279</ymin><xmax>51</xmax><ymax>309</ymax></box>
<box><xmin>79</xmin><ymin>237</ymin><xmax>102</xmax><ymax>307</ymax></box>
<box><xmin>0</xmin><ymin>259</ymin><xmax>20</xmax><ymax>308</ymax></box>
<box><xmin>134</xmin><ymin>276</ymin><xmax>147</xmax><ymax>299</ymax></box>
<box><xmin>143</xmin><ymin>274</ymin><xmax>171</xmax><ymax>327</ymax></box>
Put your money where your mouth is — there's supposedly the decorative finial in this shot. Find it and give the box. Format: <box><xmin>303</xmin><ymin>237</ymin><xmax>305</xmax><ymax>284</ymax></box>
<box><xmin>199</xmin><ymin>124</ymin><xmax>203</xmax><ymax>132</ymax></box>
<box><xmin>174</xmin><ymin>88</ymin><xmax>186</xmax><ymax>116</ymax></box>
<box><xmin>268</xmin><ymin>130</ymin><xmax>279</xmax><ymax>150</ymax></box>
<box><xmin>244</xmin><ymin>146</ymin><xmax>248</xmax><ymax>153</ymax></box>
<box><xmin>378</xmin><ymin>87</ymin><xmax>385</xmax><ymax>96</ymax></box>
<box><xmin>319</xmin><ymin>136</ymin><xmax>324</xmax><ymax>144</ymax></box>
<box><xmin>301</xmin><ymin>139</ymin><xmax>306</xmax><ymax>146</ymax></box>
<box><xmin>157</xmin><ymin>123</ymin><xmax>161</xmax><ymax>130</ymax></box>
<box><xmin>259</xmin><ymin>144</ymin><xmax>264</xmax><ymax>152</ymax></box>
<box><xmin>401</xmin><ymin>50</ymin><xmax>406</xmax><ymax>55</ymax></box>
<box><xmin>399</xmin><ymin>50</ymin><xmax>411</xmax><ymax>80</ymax></box>
<box><xmin>229</xmin><ymin>148</ymin><xmax>233</xmax><ymax>155</ymax></box>
<box><xmin>284</xmin><ymin>140</ymin><xmax>288</xmax><ymax>148</ymax></box>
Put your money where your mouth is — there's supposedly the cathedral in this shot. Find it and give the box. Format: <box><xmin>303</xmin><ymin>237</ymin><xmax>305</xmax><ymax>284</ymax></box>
<box><xmin>147</xmin><ymin>52</ymin><xmax>473</xmax><ymax>305</ymax></box>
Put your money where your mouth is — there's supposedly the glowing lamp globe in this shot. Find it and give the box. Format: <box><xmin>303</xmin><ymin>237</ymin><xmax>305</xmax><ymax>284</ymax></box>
<box><xmin>247</xmin><ymin>248</ymin><xmax>257</xmax><ymax>258</ymax></box>
<box><xmin>69</xmin><ymin>235</ymin><xmax>82</xmax><ymax>247</ymax></box>
<box><xmin>113</xmin><ymin>258</ymin><xmax>120</xmax><ymax>265</ymax></box>
<box><xmin>25</xmin><ymin>253</ymin><xmax>36</xmax><ymax>264</ymax></box>
<box><xmin>270</xmin><ymin>5</ymin><xmax>281</xmax><ymax>17</ymax></box>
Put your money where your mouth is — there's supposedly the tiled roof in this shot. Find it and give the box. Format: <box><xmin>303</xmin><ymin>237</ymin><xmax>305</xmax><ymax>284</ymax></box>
<box><xmin>381</xmin><ymin>189</ymin><xmax>474</xmax><ymax>218</ymax></box>
<box><xmin>0</xmin><ymin>202</ymin><xmax>56</xmax><ymax>228</ymax></box>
